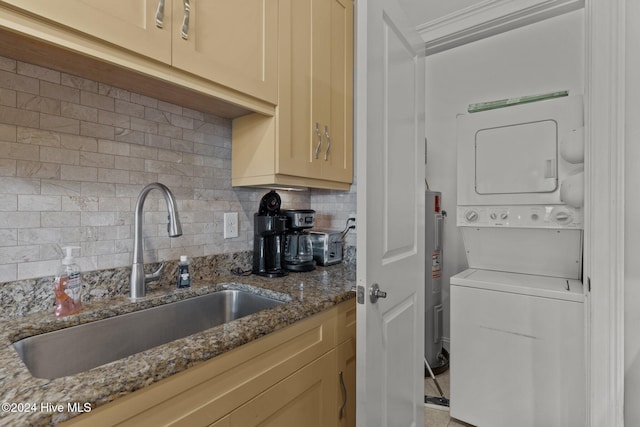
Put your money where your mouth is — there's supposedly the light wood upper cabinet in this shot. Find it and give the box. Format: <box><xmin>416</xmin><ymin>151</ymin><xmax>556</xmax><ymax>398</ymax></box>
<box><xmin>326</xmin><ymin>0</ymin><xmax>353</xmax><ymax>183</ymax></box>
<box><xmin>0</xmin><ymin>0</ymin><xmax>277</xmax><ymax>104</ymax></box>
<box><xmin>171</xmin><ymin>0</ymin><xmax>278</xmax><ymax>104</ymax></box>
<box><xmin>277</xmin><ymin>0</ymin><xmax>353</xmax><ymax>183</ymax></box>
<box><xmin>0</xmin><ymin>0</ymin><xmax>172</xmax><ymax>63</ymax></box>
<box><xmin>232</xmin><ymin>0</ymin><xmax>353</xmax><ymax>190</ymax></box>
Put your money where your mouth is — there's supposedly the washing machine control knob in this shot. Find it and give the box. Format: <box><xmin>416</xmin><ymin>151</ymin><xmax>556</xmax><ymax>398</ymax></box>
<box><xmin>549</xmin><ymin>207</ymin><xmax>574</xmax><ymax>225</ymax></box>
<box><xmin>465</xmin><ymin>210</ymin><xmax>479</xmax><ymax>222</ymax></box>
<box><xmin>553</xmin><ymin>210</ymin><xmax>572</xmax><ymax>224</ymax></box>
<box><xmin>489</xmin><ymin>212</ymin><xmax>497</xmax><ymax>220</ymax></box>
<box><xmin>500</xmin><ymin>212</ymin><xmax>509</xmax><ymax>220</ymax></box>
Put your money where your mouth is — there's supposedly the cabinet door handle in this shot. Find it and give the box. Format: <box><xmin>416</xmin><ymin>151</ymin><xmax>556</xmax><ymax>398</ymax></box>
<box><xmin>339</xmin><ymin>371</ymin><xmax>347</xmax><ymax>420</ymax></box>
<box><xmin>314</xmin><ymin>122</ymin><xmax>323</xmax><ymax>159</ymax></box>
<box><xmin>155</xmin><ymin>0</ymin><xmax>165</xmax><ymax>28</ymax></box>
<box><xmin>324</xmin><ymin>125</ymin><xmax>332</xmax><ymax>161</ymax></box>
<box><xmin>181</xmin><ymin>0</ymin><xmax>191</xmax><ymax>40</ymax></box>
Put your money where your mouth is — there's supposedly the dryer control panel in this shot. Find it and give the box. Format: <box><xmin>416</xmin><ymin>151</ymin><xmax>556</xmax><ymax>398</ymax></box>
<box><xmin>457</xmin><ymin>205</ymin><xmax>583</xmax><ymax>229</ymax></box>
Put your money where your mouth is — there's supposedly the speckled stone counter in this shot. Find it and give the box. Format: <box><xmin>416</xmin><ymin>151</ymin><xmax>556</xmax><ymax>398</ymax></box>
<box><xmin>0</xmin><ymin>262</ymin><xmax>356</xmax><ymax>426</ymax></box>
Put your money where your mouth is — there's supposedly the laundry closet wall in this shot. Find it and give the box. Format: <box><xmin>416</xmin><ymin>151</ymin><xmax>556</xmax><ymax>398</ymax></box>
<box><xmin>424</xmin><ymin>9</ymin><xmax>584</xmax><ymax>345</ymax></box>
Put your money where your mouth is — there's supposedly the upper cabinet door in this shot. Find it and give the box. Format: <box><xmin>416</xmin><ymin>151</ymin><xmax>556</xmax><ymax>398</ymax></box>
<box><xmin>276</xmin><ymin>0</ymin><xmax>322</xmax><ymax>179</ymax></box>
<box><xmin>0</xmin><ymin>0</ymin><xmax>172</xmax><ymax>63</ymax></box>
<box><xmin>277</xmin><ymin>0</ymin><xmax>353</xmax><ymax>183</ymax></box>
<box><xmin>323</xmin><ymin>0</ymin><xmax>353</xmax><ymax>183</ymax></box>
<box><xmin>171</xmin><ymin>0</ymin><xmax>278</xmax><ymax>104</ymax></box>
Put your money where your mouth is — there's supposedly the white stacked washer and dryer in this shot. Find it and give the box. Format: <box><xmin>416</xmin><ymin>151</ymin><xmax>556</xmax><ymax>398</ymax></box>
<box><xmin>450</xmin><ymin>95</ymin><xmax>586</xmax><ymax>427</ymax></box>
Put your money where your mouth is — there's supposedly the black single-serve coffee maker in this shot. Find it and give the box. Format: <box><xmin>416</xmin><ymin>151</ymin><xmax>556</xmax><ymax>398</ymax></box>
<box><xmin>252</xmin><ymin>191</ymin><xmax>288</xmax><ymax>277</ymax></box>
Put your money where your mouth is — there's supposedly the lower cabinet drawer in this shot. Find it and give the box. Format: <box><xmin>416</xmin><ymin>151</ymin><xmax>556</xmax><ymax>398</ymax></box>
<box><xmin>212</xmin><ymin>350</ymin><xmax>338</xmax><ymax>427</ymax></box>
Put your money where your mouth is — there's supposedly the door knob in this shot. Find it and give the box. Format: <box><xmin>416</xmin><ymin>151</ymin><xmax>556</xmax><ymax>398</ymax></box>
<box><xmin>369</xmin><ymin>283</ymin><xmax>387</xmax><ymax>303</ymax></box>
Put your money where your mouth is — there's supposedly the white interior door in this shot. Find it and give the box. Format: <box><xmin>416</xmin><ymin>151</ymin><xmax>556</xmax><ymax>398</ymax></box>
<box><xmin>355</xmin><ymin>0</ymin><xmax>425</xmax><ymax>425</ymax></box>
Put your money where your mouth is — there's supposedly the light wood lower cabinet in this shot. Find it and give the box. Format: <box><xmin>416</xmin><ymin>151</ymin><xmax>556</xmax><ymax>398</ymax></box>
<box><xmin>211</xmin><ymin>350</ymin><xmax>337</xmax><ymax>427</ymax></box>
<box><xmin>337</xmin><ymin>338</ymin><xmax>356</xmax><ymax>426</ymax></box>
<box><xmin>61</xmin><ymin>299</ymin><xmax>356</xmax><ymax>427</ymax></box>
<box><xmin>336</xmin><ymin>295</ymin><xmax>356</xmax><ymax>426</ymax></box>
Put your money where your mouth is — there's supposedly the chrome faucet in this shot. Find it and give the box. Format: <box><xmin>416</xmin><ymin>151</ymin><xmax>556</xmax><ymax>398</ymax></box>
<box><xmin>130</xmin><ymin>183</ymin><xmax>183</xmax><ymax>301</ymax></box>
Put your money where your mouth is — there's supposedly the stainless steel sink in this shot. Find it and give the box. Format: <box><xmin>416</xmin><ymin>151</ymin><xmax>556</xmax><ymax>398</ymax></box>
<box><xmin>13</xmin><ymin>289</ymin><xmax>286</xmax><ymax>379</ymax></box>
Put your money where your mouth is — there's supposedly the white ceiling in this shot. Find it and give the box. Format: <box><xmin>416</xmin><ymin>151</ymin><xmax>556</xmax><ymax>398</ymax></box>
<box><xmin>397</xmin><ymin>0</ymin><xmax>485</xmax><ymax>29</ymax></box>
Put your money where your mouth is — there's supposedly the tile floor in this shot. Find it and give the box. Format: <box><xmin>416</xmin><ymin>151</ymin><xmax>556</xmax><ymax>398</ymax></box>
<box><xmin>424</xmin><ymin>369</ymin><xmax>474</xmax><ymax>427</ymax></box>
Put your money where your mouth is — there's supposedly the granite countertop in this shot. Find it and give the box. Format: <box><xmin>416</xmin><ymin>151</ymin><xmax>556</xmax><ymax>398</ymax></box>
<box><xmin>0</xmin><ymin>263</ymin><xmax>356</xmax><ymax>426</ymax></box>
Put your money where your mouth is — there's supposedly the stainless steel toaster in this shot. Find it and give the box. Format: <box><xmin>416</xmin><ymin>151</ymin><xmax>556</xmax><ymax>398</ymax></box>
<box><xmin>309</xmin><ymin>229</ymin><xmax>343</xmax><ymax>266</ymax></box>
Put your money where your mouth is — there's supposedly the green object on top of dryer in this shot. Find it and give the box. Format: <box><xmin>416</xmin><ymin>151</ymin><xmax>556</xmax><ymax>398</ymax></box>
<box><xmin>468</xmin><ymin>90</ymin><xmax>569</xmax><ymax>113</ymax></box>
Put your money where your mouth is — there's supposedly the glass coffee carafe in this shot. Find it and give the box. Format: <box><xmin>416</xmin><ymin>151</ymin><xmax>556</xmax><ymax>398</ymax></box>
<box><xmin>284</xmin><ymin>231</ymin><xmax>314</xmax><ymax>264</ymax></box>
<box><xmin>282</xmin><ymin>209</ymin><xmax>316</xmax><ymax>272</ymax></box>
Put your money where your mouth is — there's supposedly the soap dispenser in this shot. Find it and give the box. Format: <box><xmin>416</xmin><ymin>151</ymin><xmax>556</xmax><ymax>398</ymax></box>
<box><xmin>54</xmin><ymin>246</ymin><xmax>83</xmax><ymax>317</ymax></box>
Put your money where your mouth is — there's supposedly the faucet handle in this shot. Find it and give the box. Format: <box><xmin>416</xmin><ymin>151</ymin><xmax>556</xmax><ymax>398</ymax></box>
<box><xmin>145</xmin><ymin>261</ymin><xmax>165</xmax><ymax>282</ymax></box>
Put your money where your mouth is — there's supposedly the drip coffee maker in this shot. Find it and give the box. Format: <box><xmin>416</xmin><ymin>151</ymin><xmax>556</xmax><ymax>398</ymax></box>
<box><xmin>282</xmin><ymin>209</ymin><xmax>316</xmax><ymax>272</ymax></box>
<box><xmin>252</xmin><ymin>191</ymin><xmax>288</xmax><ymax>277</ymax></box>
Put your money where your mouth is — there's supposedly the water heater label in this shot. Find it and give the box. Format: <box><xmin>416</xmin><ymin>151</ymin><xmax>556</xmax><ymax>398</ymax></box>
<box><xmin>432</xmin><ymin>253</ymin><xmax>441</xmax><ymax>279</ymax></box>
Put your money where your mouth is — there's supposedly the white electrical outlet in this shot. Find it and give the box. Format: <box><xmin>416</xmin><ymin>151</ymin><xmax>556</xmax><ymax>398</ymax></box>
<box><xmin>224</xmin><ymin>212</ymin><xmax>239</xmax><ymax>239</ymax></box>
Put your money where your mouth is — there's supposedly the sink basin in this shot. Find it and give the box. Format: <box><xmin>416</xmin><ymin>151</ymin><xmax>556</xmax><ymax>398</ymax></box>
<box><xmin>13</xmin><ymin>289</ymin><xmax>286</xmax><ymax>379</ymax></box>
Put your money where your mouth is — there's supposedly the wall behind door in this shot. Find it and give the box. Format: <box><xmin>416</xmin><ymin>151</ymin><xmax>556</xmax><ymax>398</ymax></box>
<box><xmin>424</xmin><ymin>9</ymin><xmax>584</xmax><ymax>345</ymax></box>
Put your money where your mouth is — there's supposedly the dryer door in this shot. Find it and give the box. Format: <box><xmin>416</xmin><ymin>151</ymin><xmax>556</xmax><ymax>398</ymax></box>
<box><xmin>456</xmin><ymin>95</ymin><xmax>584</xmax><ymax>206</ymax></box>
<box><xmin>475</xmin><ymin>120</ymin><xmax>558</xmax><ymax>195</ymax></box>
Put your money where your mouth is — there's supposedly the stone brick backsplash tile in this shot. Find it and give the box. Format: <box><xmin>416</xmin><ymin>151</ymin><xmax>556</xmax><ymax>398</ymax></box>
<box><xmin>60</xmin><ymin>164</ymin><xmax>98</xmax><ymax>182</ymax></box>
<box><xmin>17</xmin><ymin>93</ymin><xmax>60</xmax><ymax>115</ymax></box>
<box><xmin>0</xmin><ymin>123</ymin><xmax>16</xmax><ymax>140</ymax></box>
<box><xmin>0</xmin><ymin>56</ymin><xmax>16</xmax><ymax>73</ymax></box>
<box><xmin>18</xmin><ymin>127</ymin><xmax>62</xmax><ymax>147</ymax></box>
<box><xmin>40</xmin><ymin>80</ymin><xmax>79</xmax><ymax>103</ymax></box>
<box><xmin>39</xmin><ymin>146</ymin><xmax>80</xmax><ymax>165</ymax></box>
<box><xmin>17</xmin><ymin>61</ymin><xmax>60</xmax><ymax>84</ymax></box>
<box><xmin>0</xmin><ymin>87</ymin><xmax>16</xmax><ymax>107</ymax></box>
<box><xmin>16</xmin><ymin>160</ymin><xmax>61</xmax><ymax>179</ymax></box>
<box><xmin>81</xmin><ymin>90</ymin><xmax>115</xmax><ymax>112</ymax></box>
<box><xmin>40</xmin><ymin>113</ymin><xmax>80</xmax><ymax>134</ymax></box>
<box><xmin>0</xmin><ymin>105</ymin><xmax>39</xmax><ymax>127</ymax></box>
<box><xmin>61</xmin><ymin>72</ymin><xmax>98</xmax><ymax>92</ymax></box>
<box><xmin>0</xmin><ymin>140</ymin><xmax>40</xmax><ymax>161</ymax></box>
<box><xmin>0</xmin><ymin>53</ymin><xmax>351</xmax><ymax>288</ymax></box>
<box><xmin>0</xmin><ymin>69</ymin><xmax>39</xmax><ymax>95</ymax></box>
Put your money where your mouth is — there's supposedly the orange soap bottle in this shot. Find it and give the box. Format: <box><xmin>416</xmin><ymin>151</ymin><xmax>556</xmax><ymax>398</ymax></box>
<box><xmin>54</xmin><ymin>246</ymin><xmax>83</xmax><ymax>317</ymax></box>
